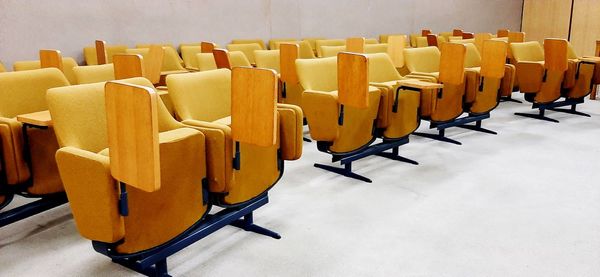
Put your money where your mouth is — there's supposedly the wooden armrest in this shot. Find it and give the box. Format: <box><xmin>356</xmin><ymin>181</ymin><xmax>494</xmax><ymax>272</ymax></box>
<box><xmin>396</xmin><ymin>79</ymin><xmax>443</xmax><ymax>90</ymax></box>
<box><xmin>16</xmin><ymin>110</ymin><xmax>52</xmax><ymax>127</ymax></box>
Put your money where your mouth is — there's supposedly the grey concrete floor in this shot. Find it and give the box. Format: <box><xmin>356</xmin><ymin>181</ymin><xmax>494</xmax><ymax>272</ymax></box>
<box><xmin>1</xmin><ymin>94</ymin><xmax>600</xmax><ymax>277</ymax></box>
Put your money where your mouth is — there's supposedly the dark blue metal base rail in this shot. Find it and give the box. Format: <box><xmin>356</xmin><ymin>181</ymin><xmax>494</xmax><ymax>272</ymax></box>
<box><xmin>314</xmin><ymin>137</ymin><xmax>418</xmax><ymax>183</ymax></box>
<box><xmin>413</xmin><ymin>113</ymin><xmax>495</xmax><ymax>146</ymax></box>
<box><xmin>92</xmin><ymin>194</ymin><xmax>278</xmax><ymax>277</ymax></box>
<box><xmin>0</xmin><ymin>193</ymin><xmax>68</xmax><ymax>228</ymax></box>
<box><xmin>515</xmin><ymin>98</ymin><xmax>589</xmax><ymax>123</ymax></box>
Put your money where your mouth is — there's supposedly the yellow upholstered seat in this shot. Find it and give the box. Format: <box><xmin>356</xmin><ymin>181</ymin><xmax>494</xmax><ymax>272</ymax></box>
<box><xmin>13</xmin><ymin>58</ymin><xmax>78</xmax><ymax>85</ymax></box>
<box><xmin>254</xmin><ymin>50</ymin><xmax>280</xmax><ymax>72</ymax></box>
<box><xmin>73</xmin><ymin>64</ymin><xmax>115</xmax><ymax>84</ymax></box>
<box><xmin>166</xmin><ymin>69</ymin><xmax>302</xmax><ymax>205</ymax></box>
<box><xmin>196</xmin><ymin>53</ymin><xmax>218</xmax><ymax>71</ymax></box>
<box><xmin>365</xmin><ymin>44</ymin><xmax>388</xmax><ymax>54</ymax></box>
<box><xmin>315</xmin><ymin>39</ymin><xmax>345</xmax><ymax>58</ymax></box>
<box><xmin>0</xmin><ymin>68</ymin><xmax>68</xmax><ymax>202</ymax></box>
<box><xmin>227</xmin><ymin>43</ymin><xmax>262</xmax><ymax>65</ymax></box>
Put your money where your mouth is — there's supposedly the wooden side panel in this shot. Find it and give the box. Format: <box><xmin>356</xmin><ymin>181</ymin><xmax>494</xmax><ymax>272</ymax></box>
<box><xmin>453</xmin><ymin>29</ymin><xmax>463</xmax><ymax>36</ymax></box>
<box><xmin>201</xmin><ymin>41</ymin><xmax>216</xmax><ymax>53</ymax></box>
<box><xmin>95</xmin><ymin>40</ymin><xmax>107</xmax><ymax>65</ymax></box>
<box><xmin>105</xmin><ymin>81</ymin><xmax>160</xmax><ymax>192</ymax></box>
<box><xmin>480</xmin><ymin>40</ymin><xmax>508</xmax><ymax>78</ymax></box>
<box><xmin>422</xmin><ymin>29</ymin><xmax>432</xmax><ymax>36</ymax></box>
<box><xmin>346</xmin><ymin>37</ymin><xmax>365</xmax><ymax>53</ymax></box>
<box><xmin>462</xmin><ymin>32</ymin><xmax>474</xmax><ymax>39</ymax></box>
<box><xmin>427</xmin><ymin>34</ymin><xmax>438</xmax><ymax>47</ymax></box>
<box><xmin>144</xmin><ymin>45</ymin><xmax>164</xmax><ymax>84</ymax></box>
<box><xmin>213</xmin><ymin>48</ymin><xmax>231</xmax><ymax>69</ymax></box>
<box><xmin>438</xmin><ymin>43</ymin><xmax>466</xmax><ymax>85</ymax></box>
<box><xmin>508</xmin><ymin>32</ymin><xmax>525</xmax><ymax>43</ymax></box>
<box><xmin>387</xmin><ymin>35</ymin><xmax>405</xmax><ymax>68</ymax></box>
<box><xmin>544</xmin><ymin>39</ymin><xmax>568</xmax><ymax>72</ymax></box>
<box><xmin>338</xmin><ymin>52</ymin><xmax>369</xmax><ymax>108</ymax></box>
<box><xmin>497</xmin><ymin>29</ymin><xmax>509</xmax><ymax>37</ymax></box>
<box><xmin>280</xmin><ymin>43</ymin><xmax>299</xmax><ymax>84</ymax></box>
<box><xmin>570</xmin><ymin>0</ymin><xmax>600</xmax><ymax>56</ymax></box>
<box><xmin>231</xmin><ymin>67</ymin><xmax>277</xmax><ymax>147</ymax></box>
<box><xmin>113</xmin><ymin>54</ymin><xmax>144</xmax><ymax>80</ymax></box>
<box><xmin>522</xmin><ymin>0</ymin><xmax>571</xmax><ymax>43</ymax></box>
<box><xmin>39</xmin><ymin>49</ymin><xmax>63</xmax><ymax>71</ymax></box>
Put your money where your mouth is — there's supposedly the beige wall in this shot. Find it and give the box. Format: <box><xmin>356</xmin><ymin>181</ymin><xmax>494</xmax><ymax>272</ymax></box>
<box><xmin>0</xmin><ymin>0</ymin><xmax>523</xmax><ymax>67</ymax></box>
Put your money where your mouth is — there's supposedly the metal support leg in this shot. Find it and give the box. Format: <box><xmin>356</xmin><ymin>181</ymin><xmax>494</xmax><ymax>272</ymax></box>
<box><xmin>314</xmin><ymin>162</ymin><xmax>372</xmax><ymax>183</ymax></box>
<box><xmin>0</xmin><ymin>193</ymin><xmax>68</xmax><ymax>227</ymax></box>
<box><xmin>456</xmin><ymin>120</ymin><xmax>498</xmax><ymax>135</ymax></box>
<box><xmin>154</xmin><ymin>260</ymin><xmax>169</xmax><ymax>277</ymax></box>
<box><xmin>375</xmin><ymin>147</ymin><xmax>419</xmax><ymax>165</ymax></box>
<box><xmin>413</xmin><ymin>129</ymin><xmax>462</xmax><ymax>145</ymax></box>
<box><xmin>230</xmin><ymin>212</ymin><xmax>281</xmax><ymax>239</ymax></box>
<box><xmin>515</xmin><ymin>108</ymin><xmax>559</xmax><ymax>123</ymax></box>
<box><xmin>549</xmin><ymin>104</ymin><xmax>591</xmax><ymax>117</ymax></box>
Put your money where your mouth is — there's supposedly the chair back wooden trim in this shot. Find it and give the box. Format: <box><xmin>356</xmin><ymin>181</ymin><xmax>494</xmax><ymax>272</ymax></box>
<box><xmin>338</xmin><ymin>52</ymin><xmax>369</xmax><ymax>108</ymax></box>
<box><xmin>213</xmin><ymin>48</ymin><xmax>231</xmax><ymax>69</ymax></box>
<box><xmin>95</xmin><ymin>40</ymin><xmax>107</xmax><ymax>65</ymax></box>
<box><xmin>439</xmin><ymin>43</ymin><xmax>466</xmax><ymax>85</ymax></box>
<box><xmin>508</xmin><ymin>32</ymin><xmax>525</xmax><ymax>43</ymax></box>
<box><xmin>462</xmin><ymin>32</ymin><xmax>474</xmax><ymax>39</ymax></box>
<box><xmin>427</xmin><ymin>34</ymin><xmax>438</xmax><ymax>47</ymax></box>
<box><xmin>231</xmin><ymin>67</ymin><xmax>278</xmax><ymax>147</ymax></box>
<box><xmin>201</xmin><ymin>41</ymin><xmax>216</xmax><ymax>53</ymax></box>
<box><xmin>497</xmin><ymin>29</ymin><xmax>509</xmax><ymax>38</ymax></box>
<box><xmin>387</xmin><ymin>35</ymin><xmax>405</xmax><ymax>68</ymax></box>
<box><xmin>544</xmin><ymin>39</ymin><xmax>568</xmax><ymax>72</ymax></box>
<box><xmin>105</xmin><ymin>81</ymin><xmax>160</xmax><ymax>192</ymax></box>
<box><xmin>113</xmin><ymin>54</ymin><xmax>144</xmax><ymax>80</ymax></box>
<box><xmin>474</xmin><ymin>33</ymin><xmax>493</xmax><ymax>52</ymax></box>
<box><xmin>480</xmin><ymin>40</ymin><xmax>508</xmax><ymax>78</ymax></box>
<box><xmin>421</xmin><ymin>29</ymin><xmax>432</xmax><ymax>36</ymax></box>
<box><xmin>280</xmin><ymin>43</ymin><xmax>299</xmax><ymax>84</ymax></box>
<box><xmin>145</xmin><ymin>45</ymin><xmax>164</xmax><ymax>84</ymax></box>
<box><xmin>39</xmin><ymin>49</ymin><xmax>63</xmax><ymax>71</ymax></box>
<box><xmin>453</xmin><ymin>29</ymin><xmax>463</xmax><ymax>37</ymax></box>
<box><xmin>346</xmin><ymin>37</ymin><xmax>365</xmax><ymax>53</ymax></box>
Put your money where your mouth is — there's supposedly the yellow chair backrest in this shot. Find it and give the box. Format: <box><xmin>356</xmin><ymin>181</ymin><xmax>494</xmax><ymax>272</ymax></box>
<box><xmin>510</xmin><ymin>41</ymin><xmax>545</xmax><ymax>62</ymax></box>
<box><xmin>166</xmin><ymin>69</ymin><xmax>231</xmax><ymax>122</ymax></box>
<box><xmin>302</xmin><ymin>37</ymin><xmax>327</xmax><ymax>52</ymax></box>
<box><xmin>464</xmin><ymin>43</ymin><xmax>482</xmax><ymax>68</ymax></box>
<box><xmin>298</xmin><ymin>41</ymin><xmax>317</xmax><ymax>59</ymax></box>
<box><xmin>227</xmin><ymin>43</ymin><xmax>262</xmax><ymax>64</ymax></box>
<box><xmin>181</xmin><ymin>45</ymin><xmax>202</xmax><ymax>69</ymax></box>
<box><xmin>474</xmin><ymin>33</ymin><xmax>493</xmax><ymax>53</ymax></box>
<box><xmin>196</xmin><ymin>53</ymin><xmax>217</xmax><ymax>71</ymax></box>
<box><xmin>415</xmin><ymin>37</ymin><xmax>429</xmax><ymax>48</ymax></box>
<box><xmin>439</xmin><ymin>43</ymin><xmax>466</xmax><ymax>85</ymax></box>
<box><xmin>566</xmin><ymin>42</ymin><xmax>579</xmax><ymax>59</ymax></box>
<box><xmin>346</xmin><ymin>37</ymin><xmax>366</xmax><ymax>53</ymax></box>
<box><xmin>321</xmin><ymin>46</ymin><xmax>346</xmax><ymax>58</ymax></box>
<box><xmin>0</xmin><ymin>61</ymin><xmax>6</xmax><ymax>72</ymax></box>
<box><xmin>365</xmin><ymin>44</ymin><xmax>388</xmax><ymax>54</ymax></box>
<box><xmin>439</xmin><ymin>32</ymin><xmax>453</xmax><ymax>40</ymax></box>
<box><xmin>231</xmin><ymin>39</ymin><xmax>265</xmax><ymax>50</ymax></box>
<box><xmin>379</xmin><ymin>34</ymin><xmax>403</xmax><ymax>44</ymax></box>
<box><xmin>13</xmin><ymin>58</ymin><xmax>78</xmax><ymax>85</ymax></box>
<box><xmin>269</xmin><ymin>39</ymin><xmax>297</xmax><ymax>50</ymax></box>
<box><xmin>254</xmin><ymin>50</ymin><xmax>280</xmax><ymax>72</ymax></box>
<box><xmin>0</xmin><ymin>68</ymin><xmax>69</xmax><ymax>118</ymax></box>
<box><xmin>73</xmin><ymin>64</ymin><xmax>115</xmax><ymax>84</ymax></box>
<box><xmin>365</xmin><ymin>38</ymin><xmax>379</xmax><ymax>44</ymax></box>
<box><xmin>403</xmin><ymin>46</ymin><xmax>441</xmax><ymax>73</ymax></box>
<box><xmin>315</xmin><ymin>39</ymin><xmax>345</xmax><ymax>57</ymax></box>
<box><xmin>366</xmin><ymin>53</ymin><xmax>402</xmax><ymax>83</ymax></box>
<box><xmin>296</xmin><ymin>56</ymin><xmax>338</xmax><ymax>92</ymax></box>
<box><xmin>162</xmin><ymin>46</ymin><xmax>186</xmax><ymax>71</ymax></box>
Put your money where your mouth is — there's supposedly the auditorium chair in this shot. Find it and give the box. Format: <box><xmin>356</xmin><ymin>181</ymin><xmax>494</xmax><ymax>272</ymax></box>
<box><xmin>303</xmin><ymin>37</ymin><xmax>327</xmax><ymax>54</ymax></box>
<box><xmin>73</xmin><ymin>64</ymin><xmax>115</xmax><ymax>84</ymax></box>
<box><xmin>511</xmin><ymin>39</ymin><xmax>595</xmax><ymax>122</ymax></box>
<box><xmin>196</xmin><ymin>53</ymin><xmax>218</xmax><ymax>71</ymax></box>
<box><xmin>136</xmin><ymin>43</ymin><xmax>183</xmax><ymax>64</ymax></box>
<box><xmin>567</xmin><ymin>42</ymin><xmax>600</xmax><ymax>101</ymax></box>
<box><xmin>321</xmin><ymin>46</ymin><xmax>347</xmax><ymax>57</ymax></box>
<box><xmin>379</xmin><ymin>34</ymin><xmax>411</xmax><ymax>47</ymax></box>
<box><xmin>126</xmin><ymin>46</ymin><xmax>188</xmax><ymax>85</ymax></box>
<box><xmin>13</xmin><ymin>56</ymin><xmax>78</xmax><ymax>85</ymax></box>
<box><xmin>212</xmin><ymin>49</ymin><xmax>252</xmax><ymax>69</ymax></box>
<box><xmin>404</xmin><ymin>43</ymin><xmax>495</xmax><ymax>144</ymax></box>
<box><xmin>231</xmin><ymin>39</ymin><xmax>266</xmax><ymax>50</ymax></box>
<box><xmin>181</xmin><ymin>42</ymin><xmax>220</xmax><ymax>70</ymax></box>
<box><xmin>227</xmin><ymin>43</ymin><xmax>262</xmax><ymax>65</ymax></box>
<box><xmin>83</xmin><ymin>43</ymin><xmax>127</xmax><ymax>65</ymax></box>
<box><xmin>0</xmin><ymin>68</ymin><xmax>70</xmax><ymax>227</ymax></box>
<box><xmin>254</xmin><ymin>50</ymin><xmax>280</xmax><ymax>72</ymax></box>
<box><xmin>166</xmin><ymin>68</ymin><xmax>303</xmax><ymax>205</ymax></box>
<box><xmin>315</xmin><ymin>39</ymin><xmax>346</xmax><ymax>57</ymax></box>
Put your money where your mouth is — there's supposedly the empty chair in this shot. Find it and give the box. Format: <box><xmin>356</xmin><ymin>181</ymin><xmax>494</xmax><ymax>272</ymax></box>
<box><xmin>512</xmin><ymin>39</ymin><xmax>596</xmax><ymax>122</ymax></box>
<box><xmin>136</xmin><ymin>43</ymin><xmax>183</xmax><ymax>65</ymax></box>
<box><xmin>315</xmin><ymin>39</ymin><xmax>345</xmax><ymax>57</ymax></box>
<box><xmin>73</xmin><ymin>64</ymin><xmax>115</xmax><ymax>84</ymax></box>
<box><xmin>269</xmin><ymin>39</ymin><xmax>297</xmax><ymax>50</ymax></box>
<box><xmin>13</xmin><ymin>57</ymin><xmax>78</xmax><ymax>85</ymax></box>
<box><xmin>231</xmin><ymin>39</ymin><xmax>266</xmax><ymax>50</ymax></box>
<box><xmin>181</xmin><ymin>42</ymin><xmax>221</xmax><ymax>70</ymax></box>
<box><xmin>404</xmin><ymin>43</ymin><xmax>494</xmax><ymax>144</ymax></box>
<box><xmin>227</xmin><ymin>43</ymin><xmax>262</xmax><ymax>65</ymax></box>
<box><xmin>0</xmin><ymin>68</ymin><xmax>70</xmax><ymax>227</ymax></box>
<box><xmin>296</xmin><ymin>53</ymin><xmax>383</xmax><ymax>182</ymax></box>
<box><xmin>196</xmin><ymin>53</ymin><xmax>218</xmax><ymax>71</ymax></box>
<box><xmin>380</xmin><ymin>34</ymin><xmax>410</xmax><ymax>47</ymax></box>
<box><xmin>166</xmin><ymin>68</ymin><xmax>303</xmax><ymax>205</ymax></box>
